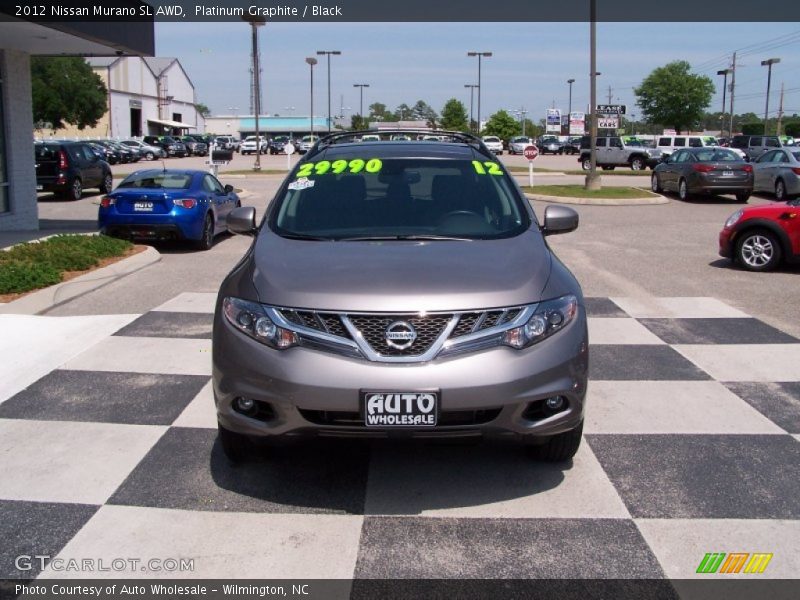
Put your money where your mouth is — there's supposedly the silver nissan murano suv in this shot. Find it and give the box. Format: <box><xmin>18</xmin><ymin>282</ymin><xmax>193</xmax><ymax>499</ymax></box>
<box><xmin>213</xmin><ymin>130</ymin><xmax>588</xmax><ymax>463</ymax></box>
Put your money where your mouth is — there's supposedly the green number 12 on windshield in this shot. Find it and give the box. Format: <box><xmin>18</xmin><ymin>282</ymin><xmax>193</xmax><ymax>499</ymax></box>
<box><xmin>472</xmin><ymin>161</ymin><xmax>503</xmax><ymax>175</ymax></box>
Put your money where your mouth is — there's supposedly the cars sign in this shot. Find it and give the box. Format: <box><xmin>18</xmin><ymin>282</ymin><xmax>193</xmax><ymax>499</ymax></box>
<box><xmin>523</xmin><ymin>145</ymin><xmax>539</xmax><ymax>161</ymax></box>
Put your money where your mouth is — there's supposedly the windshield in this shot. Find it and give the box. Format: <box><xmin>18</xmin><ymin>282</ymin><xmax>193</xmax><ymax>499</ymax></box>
<box><xmin>272</xmin><ymin>157</ymin><xmax>529</xmax><ymax>241</ymax></box>
<box><xmin>118</xmin><ymin>172</ymin><xmax>193</xmax><ymax>189</ymax></box>
<box><xmin>695</xmin><ymin>149</ymin><xmax>742</xmax><ymax>162</ymax></box>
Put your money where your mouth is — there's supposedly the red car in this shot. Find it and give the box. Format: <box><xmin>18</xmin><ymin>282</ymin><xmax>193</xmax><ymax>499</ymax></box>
<box><xmin>719</xmin><ymin>198</ymin><xmax>800</xmax><ymax>271</ymax></box>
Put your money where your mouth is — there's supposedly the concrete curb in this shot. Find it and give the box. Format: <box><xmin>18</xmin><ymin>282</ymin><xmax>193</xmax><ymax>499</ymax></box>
<box><xmin>525</xmin><ymin>192</ymin><xmax>669</xmax><ymax>206</ymax></box>
<box><xmin>0</xmin><ymin>246</ymin><xmax>161</xmax><ymax>315</ymax></box>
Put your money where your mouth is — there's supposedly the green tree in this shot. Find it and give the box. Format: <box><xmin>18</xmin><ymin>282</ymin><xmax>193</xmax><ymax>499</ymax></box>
<box><xmin>369</xmin><ymin>102</ymin><xmax>396</xmax><ymax>122</ymax></box>
<box><xmin>395</xmin><ymin>103</ymin><xmax>413</xmax><ymax>120</ymax></box>
<box><xmin>482</xmin><ymin>110</ymin><xmax>521</xmax><ymax>140</ymax></box>
<box><xmin>31</xmin><ymin>57</ymin><xmax>107</xmax><ymax>130</ymax></box>
<box><xmin>440</xmin><ymin>98</ymin><xmax>469</xmax><ymax>131</ymax></box>
<box><xmin>195</xmin><ymin>102</ymin><xmax>211</xmax><ymax>118</ymax></box>
<box><xmin>634</xmin><ymin>61</ymin><xmax>714</xmax><ymax>134</ymax></box>
<box><xmin>350</xmin><ymin>115</ymin><xmax>369</xmax><ymax>130</ymax></box>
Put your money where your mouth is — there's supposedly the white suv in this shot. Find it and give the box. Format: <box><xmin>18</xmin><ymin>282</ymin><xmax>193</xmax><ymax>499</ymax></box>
<box><xmin>482</xmin><ymin>136</ymin><xmax>504</xmax><ymax>155</ymax></box>
<box><xmin>240</xmin><ymin>136</ymin><xmax>267</xmax><ymax>155</ymax></box>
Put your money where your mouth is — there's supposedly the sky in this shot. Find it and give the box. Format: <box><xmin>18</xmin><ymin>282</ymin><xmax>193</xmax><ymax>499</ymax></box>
<box><xmin>154</xmin><ymin>21</ymin><xmax>800</xmax><ymax>123</ymax></box>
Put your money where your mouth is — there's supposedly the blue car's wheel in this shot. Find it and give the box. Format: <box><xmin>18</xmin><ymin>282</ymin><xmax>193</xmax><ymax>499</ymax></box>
<box><xmin>196</xmin><ymin>213</ymin><xmax>214</xmax><ymax>251</ymax></box>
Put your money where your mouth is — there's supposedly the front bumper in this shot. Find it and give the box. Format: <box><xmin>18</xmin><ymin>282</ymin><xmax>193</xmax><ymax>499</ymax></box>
<box><xmin>719</xmin><ymin>228</ymin><xmax>734</xmax><ymax>258</ymax></box>
<box><xmin>212</xmin><ymin>305</ymin><xmax>589</xmax><ymax>441</ymax></box>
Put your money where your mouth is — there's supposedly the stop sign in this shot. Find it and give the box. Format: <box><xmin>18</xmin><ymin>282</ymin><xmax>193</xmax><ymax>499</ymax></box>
<box><xmin>523</xmin><ymin>145</ymin><xmax>539</xmax><ymax>161</ymax></box>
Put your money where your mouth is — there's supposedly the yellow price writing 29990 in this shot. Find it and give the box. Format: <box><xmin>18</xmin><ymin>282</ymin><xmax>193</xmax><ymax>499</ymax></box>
<box><xmin>295</xmin><ymin>158</ymin><xmax>383</xmax><ymax>178</ymax></box>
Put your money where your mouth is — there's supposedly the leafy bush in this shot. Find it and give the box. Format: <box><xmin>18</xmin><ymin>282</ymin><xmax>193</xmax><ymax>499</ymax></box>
<box><xmin>0</xmin><ymin>235</ymin><xmax>132</xmax><ymax>294</ymax></box>
<box><xmin>0</xmin><ymin>261</ymin><xmax>62</xmax><ymax>294</ymax></box>
<box><xmin>741</xmin><ymin>123</ymin><xmax>765</xmax><ymax>136</ymax></box>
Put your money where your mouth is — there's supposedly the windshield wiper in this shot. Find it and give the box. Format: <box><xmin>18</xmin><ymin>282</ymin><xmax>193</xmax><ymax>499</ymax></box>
<box><xmin>337</xmin><ymin>234</ymin><xmax>473</xmax><ymax>242</ymax></box>
<box><xmin>280</xmin><ymin>233</ymin><xmax>335</xmax><ymax>241</ymax></box>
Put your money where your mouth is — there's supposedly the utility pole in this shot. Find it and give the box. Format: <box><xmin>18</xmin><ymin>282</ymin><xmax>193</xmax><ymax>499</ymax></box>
<box><xmin>607</xmin><ymin>85</ymin><xmax>613</xmax><ymax>105</ymax></box>
<box><xmin>729</xmin><ymin>52</ymin><xmax>737</xmax><ymax>138</ymax></box>
<box><xmin>717</xmin><ymin>68</ymin><xmax>732</xmax><ymax>138</ymax></box>
<box><xmin>585</xmin><ymin>0</ymin><xmax>600</xmax><ymax>191</ymax></box>
<box><xmin>776</xmin><ymin>82</ymin><xmax>785</xmax><ymax>136</ymax></box>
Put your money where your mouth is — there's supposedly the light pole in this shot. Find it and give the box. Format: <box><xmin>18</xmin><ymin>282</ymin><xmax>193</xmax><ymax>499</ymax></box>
<box><xmin>761</xmin><ymin>58</ymin><xmax>780</xmax><ymax>135</ymax></box>
<box><xmin>353</xmin><ymin>83</ymin><xmax>369</xmax><ymax>125</ymax></box>
<box><xmin>567</xmin><ymin>78</ymin><xmax>575</xmax><ymax>134</ymax></box>
<box><xmin>464</xmin><ymin>84</ymin><xmax>478</xmax><ymax>133</ymax></box>
<box><xmin>467</xmin><ymin>51</ymin><xmax>492</xmax><ymax>134</ymax></box>
<box><xmin>512</xmin><ymin>108</ymin><xmax>528</xmax><ymax>136</ymax></box>
<box><xmin>316</xmin><ymin>50</ymin><xmax>341</xmax><ymax>133</ymax></box>
<box><xmin>585</xmin><ymin>0</ymin><xmax>600</xmax><ymax>191</ymax></box>
<box><xmin>244</xmin><ymin>16</ymin><xmax>266</xmax><ymax>171</ymax></box>
<box><xmin>305</xmin><ymin>57</ymin><xmax>317</xmax><ymax>139</ymax></box>
<box><xmin>717</xmin><ymin>69</ymin><xmax>732</xmax><ymax>139</ymax></box>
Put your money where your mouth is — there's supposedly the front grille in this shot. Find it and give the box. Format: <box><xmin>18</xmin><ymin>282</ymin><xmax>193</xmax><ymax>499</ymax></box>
<box><xmin>279</xmin><ymin>310</ymin><xmax>352</xmax><ymax>340</ymax></box>
<box><xmin>299</xmin><ymin>408</ymin><xmax>502</xmax><ymax>427</ymax></box>
<box><xmin>349</xmin><ymin>314</ymin><xmax>452</xmax><ymax>357</ymax></box>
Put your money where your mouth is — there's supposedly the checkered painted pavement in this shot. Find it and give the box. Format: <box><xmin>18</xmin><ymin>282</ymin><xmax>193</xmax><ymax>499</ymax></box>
<box><xmin>1</xmin><ymin>294</ymin><xmax>799</xmax><ymax>587</ymax></box>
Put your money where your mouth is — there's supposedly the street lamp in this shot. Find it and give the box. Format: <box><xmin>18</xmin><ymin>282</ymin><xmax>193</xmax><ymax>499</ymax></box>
<box><xmin>316</xmin><ymin>50</ymin><xmax>341</xmax><ymax>133</ymax></box>
<box><xmin>305</xmin><ymin>57</ymin><xmax>317</xmax><ymax>138</ymax></box>
<box><xmin>567</xmin><ymin>78</ymin><xmax>575</xmax><ymax>134</ymax></box>
<box><xmin>353</xmin><ymin>83</ymin><xmax>370</xmax><ymax>125</ymax></box>
<box><xmin>512</xmin><ymin>108</ymin><xmax>528</xmax><ymax>136</ymax></box>
<box><xmin>585</xmin><ymin>0</ymin><xmax>600</xmax><ymax>190</ymax></box>
<box><xmin>243</xmin><ymin>16</ymin><xmax>266</xmax><ymax>171</ymax></box>
<box><xmin>467</xmin><ymin>51</ymin><xmax>492</xmax><ymax>134</ymax></box>
<box><xmin>717</xmin><ymin>69</ymin><xmax>732</xmax><ymax>138</ymax></box>
<box><xmin>464</xmin><ymin>84</ymin><xmax>478</xmax><ymax>133</ymax></box>
<box><xmin>761</xmin><ymin>58</ymin><xmax>780</xmax><ymax>135</ymax></box>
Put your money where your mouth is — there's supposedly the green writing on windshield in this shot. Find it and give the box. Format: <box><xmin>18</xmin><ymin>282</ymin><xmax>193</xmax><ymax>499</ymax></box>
<box><xmin>296</xmin><ymin>158</ymin><xmax>383</xmax><ymax>178</ymax></box>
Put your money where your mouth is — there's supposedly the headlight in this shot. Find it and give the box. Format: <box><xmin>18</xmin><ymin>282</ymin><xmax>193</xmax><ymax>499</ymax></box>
<box><xmin>725</xmin><ymin>209</ymin><xmax>744</xmax><ymax>229</ymax></box>
<box><xmin>502</xmin><ymin>295</ymin><xmax>578</xmax><ymax>349</ymax></box>
<box><xmin>222</xmin><ymin>297</ymin><xmax>298</xmax><ymax>350</ymax></box>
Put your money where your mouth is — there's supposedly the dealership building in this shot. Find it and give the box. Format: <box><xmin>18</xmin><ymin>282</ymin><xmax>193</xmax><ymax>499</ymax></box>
<box><xmin>0</xmin><ymin>17</ymin><xmax>154</xmax><ymax>232</ymax></box>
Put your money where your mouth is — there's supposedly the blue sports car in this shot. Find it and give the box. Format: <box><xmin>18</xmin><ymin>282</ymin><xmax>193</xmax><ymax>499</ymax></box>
<box><xmin>98</xmin><ymin>169</ymin><xmax>241</xmax><ymax>250</ymax></box>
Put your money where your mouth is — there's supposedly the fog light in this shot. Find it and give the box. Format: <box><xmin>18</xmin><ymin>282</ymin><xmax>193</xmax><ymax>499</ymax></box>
<box><xmin>235</xmin><ymin>397</ymin><xmax>254</xmax><ymax>412</ymax></box>
<box><xmin>545</xmin><ymin>396</ymin><xmax>565</xmax><ymax>411</ymax></box>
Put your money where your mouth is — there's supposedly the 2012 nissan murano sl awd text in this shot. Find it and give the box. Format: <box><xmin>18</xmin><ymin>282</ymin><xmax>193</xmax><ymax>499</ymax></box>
<box><xmin>212</xmin><ymin>130</ymin><xmax>589</xmax><ymax>463</ymax></box>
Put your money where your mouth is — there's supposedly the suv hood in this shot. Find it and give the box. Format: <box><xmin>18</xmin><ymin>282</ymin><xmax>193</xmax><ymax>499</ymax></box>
<box><xmin>250</xmin><ymin>230</ymin><xmax>552</xmax><ymax>312</ymax></box>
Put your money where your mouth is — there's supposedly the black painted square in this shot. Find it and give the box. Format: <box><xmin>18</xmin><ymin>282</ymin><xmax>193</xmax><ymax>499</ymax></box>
<box><xmin>113</xmin><ymin>312</ymin><xmax>213</xmax><ymax>339</ymax></box>
<box><xmin>639</xmin><ymin>318</ymin><xmax>798</xmax><ymax>345</ymax></box>
<box><xmin>590</xmin><ymin>345</ymin><xmax>711</xmax><ymax>380</ymax></box>
<box><xmin>725</xmin><ymin>382</ymin><xmax>800</xmax><ymax>434</ymax></box>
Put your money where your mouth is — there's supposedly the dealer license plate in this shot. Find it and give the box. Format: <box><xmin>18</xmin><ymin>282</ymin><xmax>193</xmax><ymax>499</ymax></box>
<box><xmin>133</xmin><ymin>202</ymin><xmax>154</xmax><ymax>211</ymax></box>
<box><xmin>361</xmin><ymin>391</ymin><xmax>439</xmax><ymax>427</ymax></box>
<box><xmin>722</xmin><ymin>170</ymin><xmax>735</xmax><ymax>177</ymax></box>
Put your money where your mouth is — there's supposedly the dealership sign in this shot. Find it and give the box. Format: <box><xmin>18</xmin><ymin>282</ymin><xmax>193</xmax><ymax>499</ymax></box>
<box><xmin>546</xmin><ymin>108</ymin><xmax>561</xmax><ymax>133</ymax></box>
<box><xmin>598</xmin><ymin>116</ymin><xmax>620</xmax><ymax>130</ymax></box>
<box><xmin>569</xmin><ymin>111</ymin><xmax>585</xmax><ymax>135</ymax></box>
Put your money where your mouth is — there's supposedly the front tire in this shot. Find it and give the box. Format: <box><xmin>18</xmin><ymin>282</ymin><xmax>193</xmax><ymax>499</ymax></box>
<box><xmin>581</xmin><ymin>157</ymin><xmax>591</xmax><ymax>171</ymax></box>
<box><xmin>217</xmin><ymin>423</ymin><xmax>250</xmax><ymax>464</ymax></box>
<box><xmin>145</xmin><ymin>151</ymin><xmax>154</xmax><ymax>160</ymax></box>
<box><xmin>678</xmin><ymin>178</ymin><xmax>690</xmax><ymax>201</ymax></box>
<box><xmin>775</xmin><ymin>179</ymin><xmax>787</xmax><ymax>201</ymax></box>
<box><xmin>736</xmin><ymin>229</ymin><xmax>781</xmax><ymax>271</ymax></box>
<box><xmin>630</xmin><ymin>156</ymin><xmax>645</xmax><ymax>171</ymax></box>
<box><xmin>528</xmin><ymin>420</ymin><xmax>583</xmax><ymax>462</ymax></box>
<box><xmin>651</xmin><ymin>173</ymin><xmax>662</xmax><ymax>193</ymax></box>
<box><xmin>196</xmin><ymin>214</ymin><xmax>214</xmax><ymax>251</ymax></box>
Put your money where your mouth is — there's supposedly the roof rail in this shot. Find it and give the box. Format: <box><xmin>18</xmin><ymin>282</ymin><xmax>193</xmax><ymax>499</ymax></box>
<box><xmin>305</xmin><ymin>128</ymin><xmax>487</xmax><ymax>158</ymax></box>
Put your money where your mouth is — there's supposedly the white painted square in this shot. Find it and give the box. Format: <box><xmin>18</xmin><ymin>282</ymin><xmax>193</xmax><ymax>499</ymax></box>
<box><xmin>61</xmin><ymin>337</ymin><xmax>211</xmax><ymax>376</ymax></box>
<box><xmin>39</xmin><ymin>505</ymin><xmax>363</xmax><ymax>579</ymax></box>
<box><xmin>584</xmin><ymin>381</ymin><xmax>786</xmax><ymax>434</ymax></box>
<box><xmin>674</xmin><ymin>344</ymin><xmax>800</xmax><ymax>382</ymax></box>
<box><xmin>364</xmin><ymin>441</ymin><xmax>629</xmax><ymax>519</ymax></box>
<box><xmin>611</xmin><ymin>297</ymin><xmax>749</xmax><ymax>319</ymax></box>
<box><xmin>588</xmin><ymin>318</ymin><xmax>665</xmax><ymax>345</ymax></box>
<box><xmin>173</xmin><ymin>380</ymin><xmax>217</xmax><ymax>429</ymax></box>
<box><xmin>0</xmin><ymin>314</ymin><xmax>137</xmax><ymax>404</ymax></box>
<box><xmin>153</xmin><ymin>293</ymin><xmax>216</xmax><ymax>314</ymax></box>
<box><xmin>0</xmin><ymin>419</ymin><xmax>165</xmax><ymax>504</ymax></box>
<box><xmin>636</xmin><ymin>518</ymin><xmax>800</xmax><ymax>579</ymax></box>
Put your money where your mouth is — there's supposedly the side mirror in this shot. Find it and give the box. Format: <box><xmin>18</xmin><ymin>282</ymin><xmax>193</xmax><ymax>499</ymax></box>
<box><xmin>541</xmin><ymin>205</ymin><xmax>579</xmax><ymax>236</ymax></box>
<box><xmin>224</xmin><ymin>184</ymin><xmax>234</xmax><ymax>193</ymax></box>
<box><xmin>227</xmin><ymin>206</ymin><xmax>257</xmax><ymax>236</ymax></box>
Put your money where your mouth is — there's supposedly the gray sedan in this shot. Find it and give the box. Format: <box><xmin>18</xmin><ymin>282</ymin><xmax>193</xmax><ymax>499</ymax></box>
<box><xmin>508</xmin><ymin>136</ymin><xmax>533</xmax><ymax>154</ymax></box>
<box><xmin>752</xmin><ymin>148</ymin><xmax>800</xmax><ymax>201</ymax></box>
<box><xmin>651</xmin><ymin>147</ymin><xmax>753</xmax><ymax>202</ymax></box>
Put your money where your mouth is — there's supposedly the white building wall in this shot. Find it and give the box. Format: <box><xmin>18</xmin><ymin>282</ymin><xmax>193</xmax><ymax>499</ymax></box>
<box><xmin>159</xmin><ymin>62</ymin><xmax>198</xmax><ymax>130</ymax></box>
<box><xmin>0</xmin><ymin>50</ymin><xmax>38</xmax><ymax>232</ymax></box>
